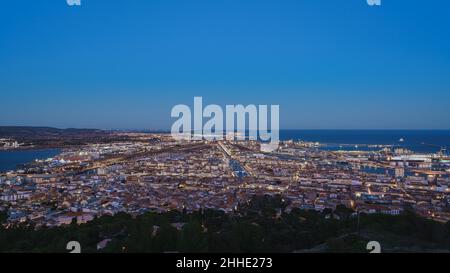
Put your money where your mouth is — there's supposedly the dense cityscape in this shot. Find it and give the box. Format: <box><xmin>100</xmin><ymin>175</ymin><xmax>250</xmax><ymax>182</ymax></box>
<box><xmin>1</xmin><ymin>131</ymin><xmax>449</xmax><ymax>233</ymax></box>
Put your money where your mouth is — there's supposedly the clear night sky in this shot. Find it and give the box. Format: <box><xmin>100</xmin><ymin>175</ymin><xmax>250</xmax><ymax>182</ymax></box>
<box><xmin>1</xmin><ymin>0</ymin><xmax>449</xmax><ymax>130</ymax></box>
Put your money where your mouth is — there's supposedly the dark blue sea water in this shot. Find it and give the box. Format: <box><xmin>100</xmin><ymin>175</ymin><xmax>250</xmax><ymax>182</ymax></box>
<box><xmin>0</xmin><ymin>149</ymin><xmax>60</xmax><ymax>172</ymax></box>
<box><xmin>279</xmin><ymin>130</ymin><xmax>450</xmax><ymax>153</ymax></box>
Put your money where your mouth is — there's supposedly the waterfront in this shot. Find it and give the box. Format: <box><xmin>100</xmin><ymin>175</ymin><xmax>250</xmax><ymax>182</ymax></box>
<box><xmin>1</xmin><ymin>131</ymin><xmax>449</xmax><ymax>226</ymax></box>
<box><xmin>0</xmin><ymin>130</ymin><xmax>448</xmax><ymax>173</ymax></box>
<box><xmin>0</xmin><ymin>149</ymin><xmax>61</xmax><ymax>172</ymax></box>
<box><xmin>280</xmin><ymin>130</ymin><xmax>450</xmax><ymax>153</ymax></box>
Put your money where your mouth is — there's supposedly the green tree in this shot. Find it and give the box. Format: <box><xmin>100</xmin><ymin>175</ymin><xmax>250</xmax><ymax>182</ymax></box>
<box><xmin>177</xmin><ymin>221</ymin><xmax>208</xmax><ymax>252</ymax></box>
<box><xmin>0</xmin><ymin>209</ymin><xmax>7</xmax><ymax>224</ymax></box>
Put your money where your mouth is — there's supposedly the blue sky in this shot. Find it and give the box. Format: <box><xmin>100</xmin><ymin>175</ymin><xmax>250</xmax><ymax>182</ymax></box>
<box><xmin>1</xmin><ymin>0</ymin><xmax>449</xmax><ymax>129</ymax></box>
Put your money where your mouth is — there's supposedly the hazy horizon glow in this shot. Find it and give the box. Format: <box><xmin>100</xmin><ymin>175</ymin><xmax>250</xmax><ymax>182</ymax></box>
<box><xmin>1</xmin><ymin>0</ymin><xmax>450</xmax><ymax>130</ymax></box>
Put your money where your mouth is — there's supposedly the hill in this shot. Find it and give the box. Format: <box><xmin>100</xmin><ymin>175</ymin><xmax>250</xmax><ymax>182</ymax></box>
<box><xmin>0</xmin><ymin>126</ymin><xmax>105</xmax><ymax>138</ymax></box>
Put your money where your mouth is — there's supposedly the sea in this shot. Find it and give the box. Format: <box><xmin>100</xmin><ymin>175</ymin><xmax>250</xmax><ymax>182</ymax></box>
<box><xmin>0</xmin><ymin>149</ymin><xmax>61</xmax><ymax>173</ymax></box>
<box><xmin>279</xmin><ymin>130</ymin><xmax>450</xmax><ymax>154</ymax></box>
<box><xmin>0</xmin><ymin>130</ymin><xmax>449</xmax><ymax>172</ymax></box>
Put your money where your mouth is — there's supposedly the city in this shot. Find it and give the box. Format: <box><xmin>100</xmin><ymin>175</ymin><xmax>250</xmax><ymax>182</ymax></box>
<box><xmin>1</xmin><ymin>0</ymin><xmax>450</xmax><ymax>266</ymax></box>
<box><xmin>1</xmin><ymin>131</ymin><xmax>449</xmax><ymax>231</ymax></box>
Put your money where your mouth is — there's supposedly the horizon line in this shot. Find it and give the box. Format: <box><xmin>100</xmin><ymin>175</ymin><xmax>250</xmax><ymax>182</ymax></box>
<box><xmin>1</xmin><ymin>126</ymin><xmax>450</xmax><ymax>131</ymax></box>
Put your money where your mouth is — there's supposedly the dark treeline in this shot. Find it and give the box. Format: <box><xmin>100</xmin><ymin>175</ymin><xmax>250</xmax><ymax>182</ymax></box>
<box><xmin>1</xmin><ymin>195</ymin><xmax>450</xmax><ymax>253</ymax></box>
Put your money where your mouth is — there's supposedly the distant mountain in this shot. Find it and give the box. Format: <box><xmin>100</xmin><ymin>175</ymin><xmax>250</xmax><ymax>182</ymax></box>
<box><xmin>0</xmin><ymin>126</ymin><xmax>105</xmax><ymax>138</ymax></box>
